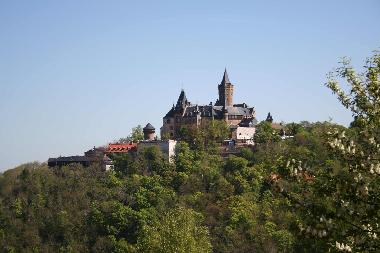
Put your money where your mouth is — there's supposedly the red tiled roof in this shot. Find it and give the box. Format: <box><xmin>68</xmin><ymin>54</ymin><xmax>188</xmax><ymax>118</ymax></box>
<box><xmin>106</xmin><ymin>143</ymin><xmax>137</xmax><ymax>153</ymax></box>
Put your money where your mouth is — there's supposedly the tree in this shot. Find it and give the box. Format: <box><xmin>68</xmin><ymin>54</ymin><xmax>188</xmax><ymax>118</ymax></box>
<box><xmin>280</xmin><ymin>51</ymin><xmax>380</xmax><ymax>252</ymax></box>
<box><xmin>118</xmin><ymin>125</ymin><xmax>144</xmax><ymax>143</ymax></box>
<box><xmin>137</xmin><ymin>207</ymin><xmax>212</xmax><ymax>253</ymax></box>
<box><xmin>174</xmin><ymin>141</ymin><xmax>196</xmax><ymax>174</ymax></box>
<box><xmin>224</xmin><ymin>156</ymin><xmax>248</xmax><ymax>173</ymax></box>
<box><xmin>131</xmin><ymin>125</ymin><xmax>144</xmax><ymax>142</ymax></box>
<box><xmin>254</xmin><ymin>121</ymin><xmax>281</xmax><ymax>144</ymax></box>
<box><xmin>176</xmin><ymin>121</ymin><xmax>229</xmax><ymax>152</ymax></box>
<box><xmin>285</xmin><ymin>122</ymin><xmax>304</xmax><ymax>136</ymax></box>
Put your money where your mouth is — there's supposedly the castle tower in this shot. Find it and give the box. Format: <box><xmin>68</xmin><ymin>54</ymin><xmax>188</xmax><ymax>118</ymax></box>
<box><xmin>216</xmin><ymin>69</ymin><xmax>234</xmax><ymax>107</ymax></box>
<box><xmin>143</xmin><ymin>123</ymin><xmax>156</xmax><ymax>140</ymax></box>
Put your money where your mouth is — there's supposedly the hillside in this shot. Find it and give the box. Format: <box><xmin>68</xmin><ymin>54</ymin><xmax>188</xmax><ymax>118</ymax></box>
<box><xmin>0</xmin><ymin>52</ymin><xmax>379</xmax><ymax>252</ymax></box>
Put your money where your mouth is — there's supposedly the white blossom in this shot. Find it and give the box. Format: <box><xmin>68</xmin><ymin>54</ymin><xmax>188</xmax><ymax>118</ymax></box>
<box><xmin>335</xmin><ymin>242</ymin><xmax>352</xmax><ymax>252</ymax></box>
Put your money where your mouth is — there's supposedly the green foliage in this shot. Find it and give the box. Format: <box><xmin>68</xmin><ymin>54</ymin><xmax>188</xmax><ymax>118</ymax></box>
<box><xmin>0</xmin><ymin>120</ymin><xmax>321</xmax><ymax>252</ymax></box>
<box><xmin>175</xmin><ymin>141</ymin><xmax>196</xmax><ymax>174</ymax></box>
<box><xmin>111</xmin><ymin>152</ymin><xmax>135</xmax><ymax>175</ymax></box>
<box><xmin>285</xmin><ymin>122</ymin><xmax>304</xmax><ymax>136</ymax></box>
<box><xmin>278</xmin><ymin>51</ymin><xmax>380</xmax><ymax>252</ymax></box>
<box><xmin>224</xmin><ymin>155</ymin><xmax>248</xmax><ymax>173</ymax></box>
<box><xmin>118</xmin><ymin>125</ymin><xmax>144</xmax><ymax>143</ymax></box>
<box><xmin>176</xmin><ymin>120</ymin><xmax>229</xmax><ymax>152</ymax></box>
<box><xmin>254</xmin><ymin>121</ymin><xmax>281</xmax><ymax>144</ymax></box>
<box><xmin>137</xmin><ymin>207</ymin><xmax>212</xmax><ymax>253</ymax></box>
<box><xmin>131</xmin><ymin>125</ymin><xmax>144</xmax><ymax>142</ymax></box>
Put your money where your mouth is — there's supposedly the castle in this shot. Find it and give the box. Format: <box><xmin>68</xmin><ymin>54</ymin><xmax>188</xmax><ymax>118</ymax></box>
<box><xmin>48</xmin><ymin>70</ymin><xmax>259</xmax><ymax>169</ymax></box>
<box><xmin>161</xmin><ymin>69</ymin><xmax>257</xmax><ymax>143</ymax></box>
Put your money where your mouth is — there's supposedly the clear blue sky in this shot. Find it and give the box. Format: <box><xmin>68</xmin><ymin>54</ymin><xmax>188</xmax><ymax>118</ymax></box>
<box><xmin>0</xmin><ymin>0</ymin><xmax>379</xmax><ymax>171</ymax></box>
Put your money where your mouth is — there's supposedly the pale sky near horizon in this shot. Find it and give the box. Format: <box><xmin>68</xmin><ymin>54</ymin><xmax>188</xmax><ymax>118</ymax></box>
<box><xmin>0</xmin><ymin>1</ymin><xmax>379</xmax><ymax>171</ymax></box>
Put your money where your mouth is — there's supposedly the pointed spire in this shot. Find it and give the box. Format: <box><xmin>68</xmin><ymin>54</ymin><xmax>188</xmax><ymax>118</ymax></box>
<box><xmin>221</xmin><ymin>68</ymin><xmax>231</xmax><ymax>85</ymax></box>
<box><xmin>266</xmin><ymin>112</ymin><xmax>273</xmax><ymax>123</ymax></box>
<box><xmin>175</xmin><ymin>89</ymin><xmax>188</xmax><ymax>110</ymax></box>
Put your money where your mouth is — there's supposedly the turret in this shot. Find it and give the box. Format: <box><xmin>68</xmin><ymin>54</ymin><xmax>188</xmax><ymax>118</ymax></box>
<box><xmin>143</xmin><ymin>123</ymin><xmax>156</xmax><ymax>140</ymax></box>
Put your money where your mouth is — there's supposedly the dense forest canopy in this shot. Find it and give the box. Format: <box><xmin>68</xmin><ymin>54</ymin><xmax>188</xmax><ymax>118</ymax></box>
<box><xmin>0</xmin><ymin>51</ymin><xmax>379</xmax><ymax>252</ymax></box>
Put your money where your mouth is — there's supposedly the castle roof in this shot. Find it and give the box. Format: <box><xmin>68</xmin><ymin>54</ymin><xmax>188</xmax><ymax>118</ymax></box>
<box><xmin>106</xmin><ymin>143</ymin><xmax>137</xmax><ymax>153</ymax></box>
<box><xmin>182</xmin><ymin>104</ymin><xmax>255</xmax><ymax>119</ymax></box>
<box><xmin>164</xmin><ymin>107</ymin><xmax>175</xmax><ymax>118</ymax></box>
<box><xmin>143</xmin><ymin>123</ymin><xmax>155</xmax><ymax>130</ymax></box>
<box><xmin>163</xmin><ymin>70</ymin><xmax>255</xmax><ymax>122</ymax></box>
<box><xmin>239</xmin><ymin>117</ymin><xmax>258</xmax><ymax>127</ymax></box>
<box><xmin>175</xmin><ymin>89</ymin><xmax>188</xmax><ymax>110</ymax></box>
<box><xmin>221</xmin><ymin>68</ymin><xmax>231</xmax><ymax>85</ymax></box>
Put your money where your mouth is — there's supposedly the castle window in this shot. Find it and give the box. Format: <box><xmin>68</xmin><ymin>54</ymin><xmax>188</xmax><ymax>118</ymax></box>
<box><xmin>170</xmin><ymin>126</ymin><xmax>174</xmax><ymax>130</ymax></box>
<box><xmin>167</xmin><ymin>119</ymin><xmax>171</xmax><ymax>124</ymax></box>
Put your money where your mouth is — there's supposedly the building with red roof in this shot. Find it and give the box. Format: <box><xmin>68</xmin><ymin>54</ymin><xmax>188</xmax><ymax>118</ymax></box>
<box><xmin>106</xmin><ymin>143</ymin><xmax>137</xmax><ymax>153</ymax></box>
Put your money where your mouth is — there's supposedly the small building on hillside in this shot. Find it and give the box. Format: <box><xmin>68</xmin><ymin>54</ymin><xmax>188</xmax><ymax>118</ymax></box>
<box><xmin>138</xmin><ymin>123</ymin><xmax>177</xmax><ymax>163</ymax></box>
<box><xmin>48</xmin><ymin>146</ymin><xmax>111</xmax><ymax>169</ymax></box>
<box><xmin>231</xmin><ymin>126</ymin><xmax>256</xmax><ymax>145</ymax></box>
<box><xmin>48</xmin><ymin>156</ymin><xmax>92</xmax><ymax>167</ymax></box>
<box><xmin>138</xmin><ymin>140</ymin><xmax>177</xmax><ymax>163</ymax></box>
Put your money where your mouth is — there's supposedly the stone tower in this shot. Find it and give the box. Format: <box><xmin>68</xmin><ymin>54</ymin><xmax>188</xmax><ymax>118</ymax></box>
<box><xmin>143</xmin><ymin>123</ymin><xmax>156</xmax><ymax>140</ymax></box>
<box><xmin>216</xmin><ymin>69</ymin><xmax>234</xmax><ymax>107</ymax></box>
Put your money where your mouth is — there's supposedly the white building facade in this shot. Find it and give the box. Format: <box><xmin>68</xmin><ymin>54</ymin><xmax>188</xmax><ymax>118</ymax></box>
<box><xmin>137</xmin><ymin>140</ymin><xmax>177</xmax><ymax>163</ymax></box>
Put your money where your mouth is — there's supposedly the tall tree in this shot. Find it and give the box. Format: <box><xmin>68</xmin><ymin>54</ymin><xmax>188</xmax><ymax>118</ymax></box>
<box><xmin>280</xmin><ymin>51</ymin><xmax>380</xmax><ymax>252</ymax></box>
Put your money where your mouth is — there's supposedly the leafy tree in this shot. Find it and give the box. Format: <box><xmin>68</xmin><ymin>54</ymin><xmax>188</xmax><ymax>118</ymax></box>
<box><xmin>111</xmin><ymin>152</ymin><xmax>135</xmax><ymax>175</ymax></box>
<box><xmin>176</xmin><ymin>120</ymin><xmax>229</xmax><ymax>152</ymax></box>
<box><xmin>279</xmin><ymin>51</ymin><xmax>380</xmax><ymax>252</ymax></box>
<box><xmin>254</xmin><ymin>121</ymin><xmax>281</xmax><ymax>144</ymax></box>
<box><xmin>224</xmin><ymin>155</ymin><xmax>248</xmax><ymax>173</ymax></box>
<box><xmin>174</xmin><ymin>141</ymin><xmax>196</xmax><ymax>174</ymax></box>
<box><xmin>131</xmin><ymin>125</ymin><xmax>144</xmax><ymax>142</ymax></box>
<box><xmin>285</xmin><ymin>122</ymin><xmax>304</xmax><ymax>136</ymax></box>
<box><xmin>118</xmin><ymin>125</ymin><xmax>144</xmax><ymax>143</ymax></box>
<box><xmin>137</xmin><ymin>207</ymin><xmax>212</xmax><ymax>253</ymax></box>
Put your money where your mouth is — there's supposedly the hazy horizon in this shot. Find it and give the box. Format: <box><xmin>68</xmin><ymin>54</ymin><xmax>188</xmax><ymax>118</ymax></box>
<box><xmin>1</xmin><ymin>0</ymin><xmax>379</xmax><ymax>171</ymax></box>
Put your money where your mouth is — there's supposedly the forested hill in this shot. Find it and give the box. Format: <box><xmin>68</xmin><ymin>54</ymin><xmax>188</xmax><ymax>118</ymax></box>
<box><xmin>0</xmin><ymin>121</ymin><xmax>338</xmax><ymax>252</ymax></box>
<box><xmin>0</xmin><ymin>52</ymin><xmax>379</xmax><ymax>252</ymax></box>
